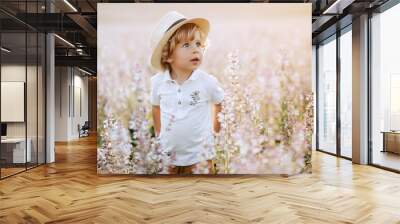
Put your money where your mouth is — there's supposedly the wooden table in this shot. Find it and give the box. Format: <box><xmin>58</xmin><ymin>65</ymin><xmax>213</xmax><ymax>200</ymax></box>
<box><xmin>381</xmin><ymin>131</ymin><xmax>400</xmax><ymax>154</ymax></box>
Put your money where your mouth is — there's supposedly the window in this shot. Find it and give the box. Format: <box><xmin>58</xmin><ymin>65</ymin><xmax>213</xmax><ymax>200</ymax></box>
<box><xmin>339</xmin><ymin>28</ymin><xmax>352</xmax><ymax>158</ymax></box>
<box><xmin>371</xmin><ymin>3</ymin><xmax>400</xmax><ymax>171</ymax></box>
<box><xmin>318</xmin><ymin>36</ymin><xmax>337</xmax><ymax>154</ymax></box>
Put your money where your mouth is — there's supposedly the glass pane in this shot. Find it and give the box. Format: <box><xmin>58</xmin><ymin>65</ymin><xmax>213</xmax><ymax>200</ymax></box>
<box><xmin>38</xmin><ymin>32</ymin><xmax>45</xmax><ymax>165</ymax></box>
<box><xmin>371</xmin><ymin>4</ymin><xmax>400</xmax><ymax>171</ymax></box>
<box><xmin>318</xmin><ymin>37</ymin><xmax>337</xmax><ymax>154</ymax></box>
<box><xmin>1</xmin><ymin>31</ymin><xmax>27</xmax><ymax>177</ymax></box>
<box><xmin>340</xmin><ymin>29</ymin><xmax>352</xmax><ymax>158</ymax></box>
<box><xmin>27</xmin><ymin>31</ymin><xmax>38</xmax><ymax>169</ymax></box>
<box><xmin>0</xmin><ymin>1</ymin><xmax>46</xmax><ymax>178</ymax></box>
<box><xmin>312</xmin><ymin>45</ymin><xmax>317</xmax><ymax>151</ymax></box>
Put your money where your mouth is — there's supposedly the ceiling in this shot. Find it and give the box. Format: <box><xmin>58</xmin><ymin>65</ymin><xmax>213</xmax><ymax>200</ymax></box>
<box><xmin>0</xmin><ymin>0</ymin><xmax>392</xmax><ymax>75</ymax></box>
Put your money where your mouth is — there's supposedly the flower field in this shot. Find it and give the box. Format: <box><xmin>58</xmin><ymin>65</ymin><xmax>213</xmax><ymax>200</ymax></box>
<box><xmin>97</xmin><ymin>4</ymin><xmax>312</xmax><ymax>175</ymax></box>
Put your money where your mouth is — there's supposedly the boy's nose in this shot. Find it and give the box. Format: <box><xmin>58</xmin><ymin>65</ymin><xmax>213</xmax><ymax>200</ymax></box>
<box><xmin>192</xmin><ymin>49</ymin><xmax>199</xmax><ymax>54</ymax></box>
<box><xmin>192</xmin><ymin>46</ymin><xmax>202</xmax><ymax>53</ymax></box>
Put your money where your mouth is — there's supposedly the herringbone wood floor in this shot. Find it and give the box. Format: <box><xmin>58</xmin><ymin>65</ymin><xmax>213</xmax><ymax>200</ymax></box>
<box><xmin>1</xmin><ymin>135</ymin><xmax>400</xmax><ymax>224</ymax></box>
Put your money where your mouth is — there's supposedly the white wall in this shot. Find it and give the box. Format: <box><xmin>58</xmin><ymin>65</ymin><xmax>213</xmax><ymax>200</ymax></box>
<box><xmin>1</xmin><ymin>65</ymin><xmax>26</xmax><ymax>136</ymax></box>
<box><xmin>55</xmin><ymin>66</ymin><xmax>69</xmax><ymax>141</ymax></box>
<box><xmin>71</xmin><ymin>72</ymin><xmax>89</xmax><ymax>138</ymax></box>
<box><xmin>55</xmin><ymin>67</ymin><xmax>89</xmax><ymax>141</ymax></box>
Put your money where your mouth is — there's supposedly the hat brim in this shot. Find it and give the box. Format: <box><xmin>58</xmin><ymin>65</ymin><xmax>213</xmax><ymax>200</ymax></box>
<box><xmin>150</xmin><ymin>18</ymin><xmax>210</xmax><ymax>72</ymax></box>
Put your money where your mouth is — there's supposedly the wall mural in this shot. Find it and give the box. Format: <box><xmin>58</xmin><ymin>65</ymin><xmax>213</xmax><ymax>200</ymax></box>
<box><xmin>97</xmin><ymin>3</ymin><xmax>313</xmax><ymax>175</ymax></box>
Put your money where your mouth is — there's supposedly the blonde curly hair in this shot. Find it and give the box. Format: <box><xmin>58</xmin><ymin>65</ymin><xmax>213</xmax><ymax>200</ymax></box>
<box><xmin>161</xmin><ymin>23</ymin><xmax>206</xmax><ymax>71</ymax></box>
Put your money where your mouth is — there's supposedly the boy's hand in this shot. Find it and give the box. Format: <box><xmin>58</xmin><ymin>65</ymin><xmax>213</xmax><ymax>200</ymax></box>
<box><xmin>152</xmin><ymin>105</ymin><xmax>161</xmax><ymax>137</ymax></box>
<box><xmin>213</xmin><ymin>103</ymin><xmax>222</xmax><ymax>133</ymax></box>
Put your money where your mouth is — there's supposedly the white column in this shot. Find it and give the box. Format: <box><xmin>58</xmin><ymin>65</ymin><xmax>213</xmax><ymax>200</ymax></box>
<box><xmin>45</xmin><ymin>0</ymin><xmax>56</xmax><ymax>163</ymax></box>
<box><xmin>46</xmin><ymin>33</ymin><xmax>55</xmax><ymax>163</ymax></box>
<box><xmin>352</xmin><ymin>14</ymin><xmax>369</xmax><ymax>164</ymax></box>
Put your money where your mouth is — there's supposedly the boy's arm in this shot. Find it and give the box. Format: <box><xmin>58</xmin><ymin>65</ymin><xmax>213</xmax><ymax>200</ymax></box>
<box><xmin>152</xmin><ymin>105</ymin><xmax>161</xmax><ymax>137</ymax></box>
<box><xmin>213</xmin><ymin>103</ymin><xmax>222</xmax><ymax>133</ymax></box>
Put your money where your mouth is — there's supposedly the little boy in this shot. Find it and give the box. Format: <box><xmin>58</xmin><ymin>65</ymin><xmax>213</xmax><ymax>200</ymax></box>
<box><xmin>149</xmin><ymin>11</ymin><xmax>224</xmax><ymax>174</ymax></box>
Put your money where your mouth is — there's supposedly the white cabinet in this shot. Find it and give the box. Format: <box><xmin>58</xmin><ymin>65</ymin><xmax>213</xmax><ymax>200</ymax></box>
<box><xmin>1</xmin><ymin>138</ymin><xmax>32</xmax><ymax>163</ymax></box>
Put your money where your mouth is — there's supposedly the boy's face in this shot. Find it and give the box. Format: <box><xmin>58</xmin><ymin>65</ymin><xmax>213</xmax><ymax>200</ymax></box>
<box><xmin>167</xmin><ymin>31</ymin><xmax>204</xmax><ymax>73</ymax></box>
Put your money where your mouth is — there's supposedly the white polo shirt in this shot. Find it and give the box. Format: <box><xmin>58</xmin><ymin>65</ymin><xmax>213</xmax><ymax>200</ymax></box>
<box><xmin>150</xmin><ymin>69</ymin><xmax>224</xmax><ymax>166</ymax></box>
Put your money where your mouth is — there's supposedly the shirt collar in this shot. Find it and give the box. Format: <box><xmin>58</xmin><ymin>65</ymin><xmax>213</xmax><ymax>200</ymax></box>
<box><xmin>163</xmin><ymin>69</ymin><xmax>200</xmax><ymax>83</ymax></box>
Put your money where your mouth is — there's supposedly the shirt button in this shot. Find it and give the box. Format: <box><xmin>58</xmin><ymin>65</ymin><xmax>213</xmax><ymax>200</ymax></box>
<box><xmin>178</xmin><ymin>101</ymin><xmax>181</xmax><ymax>105</ymax></box>
<box><xmin>178</xmin><ymin>89</ymin><xmax>181</xmax><ymax>92</ymax></box>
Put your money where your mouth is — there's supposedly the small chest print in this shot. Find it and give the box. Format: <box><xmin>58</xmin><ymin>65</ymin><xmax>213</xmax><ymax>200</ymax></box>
<box><xmin>189</xmin><ymin>90</ymin><xmax>201</xmax><ymax>106</ymax></box>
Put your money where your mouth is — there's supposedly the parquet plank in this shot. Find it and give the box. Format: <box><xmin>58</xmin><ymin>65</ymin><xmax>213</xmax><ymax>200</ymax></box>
<box><xmin>0</xmin><ymin>135</ymin><xmax>399</xmax><ymax>223</ymax></box>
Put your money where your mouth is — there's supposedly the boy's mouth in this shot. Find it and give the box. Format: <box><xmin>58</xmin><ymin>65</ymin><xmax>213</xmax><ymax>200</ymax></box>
<box><xmin>190</xmin><ymin>58</ymin><xmax>200</xmax><ymax>63</ymax></box>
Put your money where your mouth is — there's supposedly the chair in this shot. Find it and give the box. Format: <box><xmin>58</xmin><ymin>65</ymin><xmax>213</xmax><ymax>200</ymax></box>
<box><xmin>79</xmin><ymin>121</ymin><xmax>90</xmax><ymax>138</ymax></box>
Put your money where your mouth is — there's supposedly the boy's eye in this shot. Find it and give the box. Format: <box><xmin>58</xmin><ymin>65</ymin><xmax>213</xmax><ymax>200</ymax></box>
<box><xmin>196</xmin><ymin>42</ymin><xmax>202</xmax><ymax>47</ymax></box>
<box><xmin>182</xmin><ymin>43</ymin><xmax>189</xmax><ymax>48</ymax></box>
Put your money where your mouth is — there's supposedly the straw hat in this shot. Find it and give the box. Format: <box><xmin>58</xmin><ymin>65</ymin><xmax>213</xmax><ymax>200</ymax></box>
<box><xmin>149</xmin><ymin>11</ymin><xmax>210</xmax><ymax>71</ymax></box>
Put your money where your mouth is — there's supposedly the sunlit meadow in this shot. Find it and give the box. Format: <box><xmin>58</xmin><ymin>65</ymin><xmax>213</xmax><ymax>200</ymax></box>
<box><xmin>97</xmin><ymin>4</ymin><xmax>312</xmax><ymax>175</ymax></box>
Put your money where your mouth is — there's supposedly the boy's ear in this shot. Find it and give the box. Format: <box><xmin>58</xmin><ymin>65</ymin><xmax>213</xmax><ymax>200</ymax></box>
<box><xmin>166</xmin><ymin>57</ymin><xmax>173</xmax><ymax>63</ymax></box>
